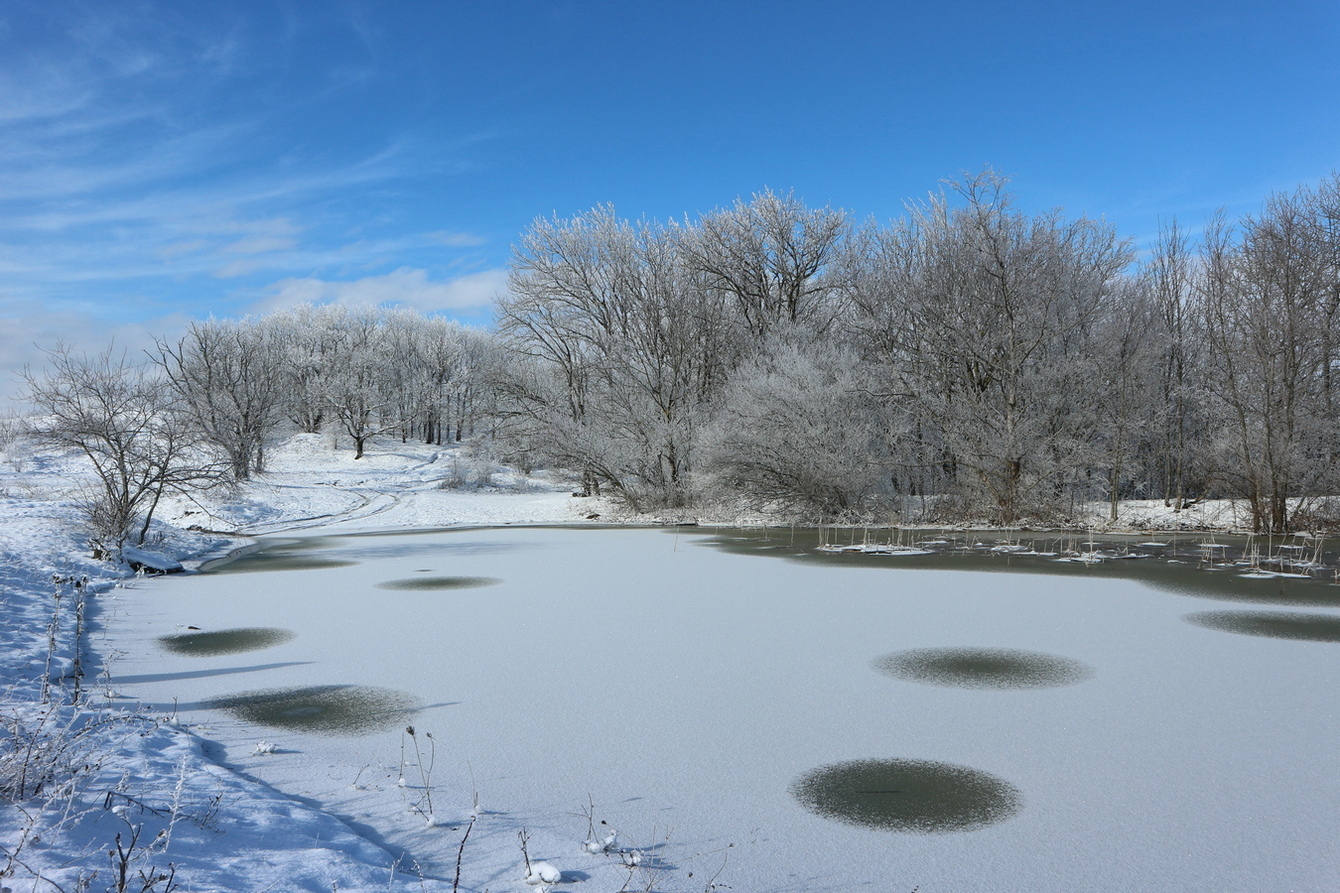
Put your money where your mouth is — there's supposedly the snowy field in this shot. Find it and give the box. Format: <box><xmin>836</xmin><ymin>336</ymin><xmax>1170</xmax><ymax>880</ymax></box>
<box><xmin>2</xmin><ymin>433</ymin><xmax>1338</xmax><ymax>891</ymax></box>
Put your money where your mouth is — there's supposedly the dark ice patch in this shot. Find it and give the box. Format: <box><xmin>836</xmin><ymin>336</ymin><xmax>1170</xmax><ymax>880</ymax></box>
<box><xmin>791</xmin><ymin>758</ymin><xmax>1021</xmax><ymax>832</ymax></box>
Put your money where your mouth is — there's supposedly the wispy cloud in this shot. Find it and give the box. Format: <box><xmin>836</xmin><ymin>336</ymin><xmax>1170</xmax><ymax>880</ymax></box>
<box><xmin>0</xmin><ymin>297</ymin><xmax>195</xmax><ymax>402</ymax></box>
<box><xmin>253</xmin><ymin>268</ymin><xmax>508</xmax><ymax>316</ymax></box>
<box><xmin>0</xmin><ymin>2</ymin><xmax>500</xmax><ymax>365</ymax></box>
<box><xmin>429</xmin><ymin>231</ymin><xmax>490</xmax><ymax>248</ymax></box>
<box><xmin>220</xmin><ymin>219</ymin><xmax>304</xmax><ymax>256</ymax></box>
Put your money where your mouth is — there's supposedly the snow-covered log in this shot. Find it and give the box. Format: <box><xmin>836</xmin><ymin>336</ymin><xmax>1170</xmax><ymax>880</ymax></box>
<box><xmin>121</xmin><ymin>545</ymin><xmax>185</xmax><ymax>574</ymax></box>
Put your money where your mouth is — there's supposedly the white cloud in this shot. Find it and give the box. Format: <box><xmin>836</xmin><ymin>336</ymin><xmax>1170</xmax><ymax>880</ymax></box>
<box><xmin>221</xmin><ymin>236</ymin><xmax>299</xmax><ymax>255</ymax></box>
<box><xmin>0</xmin><ymin>299</ymin><xmax>196</xmax><ymax>403</ymax></box>
<box><xmin>156</xmin><ymin>239</ymin><xmax>209</xmax><ymax>259</ymax></box>
<box><xmin>212</xmin><ymin>258</ymin><xmax>269</xmax><ymax>279</ymax></box>
<box><xmin>428</xmin><ymin>231</ymin><xmax>488</xmax><ymax>248</ymax></box>
<box><xmin>253</xmin><ymin>267</ymin><xmax>508</xmax><ymax>316</ymax></box>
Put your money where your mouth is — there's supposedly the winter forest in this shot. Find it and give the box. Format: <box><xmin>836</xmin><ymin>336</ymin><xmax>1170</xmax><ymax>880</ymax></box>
<box><xmin>20</xmin><ymin>170</ymin><xmax>1340</xmax><ymax>542</ymax></box>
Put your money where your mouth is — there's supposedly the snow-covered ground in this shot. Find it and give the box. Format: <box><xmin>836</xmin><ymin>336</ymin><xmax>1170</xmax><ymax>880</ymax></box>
<box><xmin>2</xmin><ymin>433</ymin><xmax>1336</xmax><ymax>891</ymax></box>
<box><xmin>155</xmin><ymin>432</ymin><xmax>598</xmax><ymax>536</ymax></box>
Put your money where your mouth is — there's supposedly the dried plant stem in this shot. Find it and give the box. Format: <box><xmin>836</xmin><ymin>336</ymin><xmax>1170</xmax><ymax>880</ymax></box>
<box><xmin>452</xmin><ymin>814</ymin><xmax>475</xmax><ymax>893</ymax></box>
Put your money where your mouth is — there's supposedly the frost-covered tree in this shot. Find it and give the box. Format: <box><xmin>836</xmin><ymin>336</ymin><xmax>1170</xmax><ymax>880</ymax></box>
<box><xmin>684</xmin><ymin>189</ymin><xmax>852</xmax><ymax>340</ymax></box>
<box><xmin>413</xmin><ymin>316</ymin><xmax>465</xmax><ymax>445</ymax></box>
<box><xmin>257</xmin><ymin>304</ymin><xmax>501</xmax><ymax>457</ymax></box>
<box><xmin>499</xmin><ymin>207</ymin><xmax>732</xmax><ymax>508</ymax></box>
<box><xmin>414</xmin><ymin>320</ymin><xmax>499</xmax><ymax>446</ymax></box>
<box><xmin>106</xmin><ymin>171</ymin><xmax>1329</xmax><ymax>527</ymax></box>
<box><xmin>850</xmin><ymin>170</ymin><xmax>1132</xmax><ymax>524</ymax></box>
<box><xmin>23</xmin><ymin>346</ymin><xmax>220</xmax><ymax>549</ymax></box>
<box><xmin>379</xmin><ymin>307</ymin><xmax>431</xmax><ymax>443</ymax></box>
<box><xmin>450</xmin><ymin>325</ymin><xmax>504</xmax><ymax>443</ymax></box>
<box><xmin>266</xmin><ymin>304</ymin><xmax>346</xmax><ymax>434</ymax></box>
<box><xmin>703</xmin><ymin>333</ymin><xmax>894</xmax><ymax>519</ymax></box>
<box><xmin>1200</xmin><ymin>178</ymin><xmax>1340</xmax><ymax>532</ymax></box>
<box><xmin>1089</xmin><ymin>278</ymin><xmax>1161</xmax><ymax>521</ymax></box>
<box><xmin>156</xmin><ymin>318</ymin><xmax>286</xmax><ymax>480</ymax></box>
<box><xmin>320</xmin><ymin>307</ymin><xmax>400</xmax><ymax>460</ymax></box>
<box><xmin>1139</xmin><ymin>220</ymin><xmax>1211</xmax><ymax>509</ymax></box>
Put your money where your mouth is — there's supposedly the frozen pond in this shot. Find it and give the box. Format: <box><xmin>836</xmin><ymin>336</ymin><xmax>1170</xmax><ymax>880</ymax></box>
<box><xmin>104</xmin><ymin>526</ymin><xmax>1340</xmax><ymax>891</ymax></box>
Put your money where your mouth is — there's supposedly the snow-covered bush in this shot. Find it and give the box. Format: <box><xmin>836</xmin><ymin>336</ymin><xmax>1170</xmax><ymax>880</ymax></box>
<box><xmin>0</xmin><ymin>705</ymin><xmax>97</xmax><ymax>802</ymax></box>
<box><xmin>703</xmin><ymin>336</ymin><xmax>895</xmax><ymax>521</ymax></box>
<box><xmin>438</xmin><ymin>451</ymin><xmax>500</xmax><ymax>491</ymax></box>
<box><xmin>0</xmin><ymin>411</ymin><xmax>29</xmax><ymax>473</ymax></box>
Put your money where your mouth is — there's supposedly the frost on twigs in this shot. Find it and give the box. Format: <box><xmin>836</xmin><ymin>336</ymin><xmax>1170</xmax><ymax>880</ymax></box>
<box><xmin>1</xmin><ymin>707</ymin><xmax>209</xmax><ymax>892</ymax></box>
<box><xmin>106</xmin><ymin>822</ymin><xmax>178</xmax><ymax>893</ymax></box>
<box><xmin>1</xmin><ymin>704</ymin><xmax>107</xmax><ymax>802</ymax></box>
<box><xmin>571</xmin><ymin>799</ymin><xmax>681</xmax><ymax>893</ymax></box>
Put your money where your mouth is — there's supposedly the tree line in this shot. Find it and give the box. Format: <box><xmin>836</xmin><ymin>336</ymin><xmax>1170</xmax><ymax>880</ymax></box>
<box><xmin>17</xmin><ymin>169</ymin><xmax>1340</xmax><ymax>548</ymax></box>
<box><xmin>496</xmin><ymin>169</ymin><xmax>1340</xmax><ymax>533</ymax></box>
<box><xmin>21</xmin><ymin>305</ymin><xmax>499</xmax><ymax>549</ymax></box>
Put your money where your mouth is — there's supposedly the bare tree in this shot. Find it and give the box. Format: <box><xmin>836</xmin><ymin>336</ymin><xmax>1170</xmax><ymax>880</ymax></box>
<box><xmin>684</xmin><ymin>189</ymin><xmax>852</xmax><ymax>340</ymax></box>
<box><xmin>156</xmin><ymin>318</ymin><xmax>286</xmax><ymax>480</ymax></box>
<box><xmin>23</xmin><ymin>346</ymin><xmax>219</xmax><ymax>550</ymax></box>
<box><xmin>1200</xmin><ymin>181</ymin><xmax>1340</xmax><ymax>532</ymax></box>
<box><xmin>850</xmin><ymin>170</ymin><xmax>1132</xmax><ymax>524</ymax></box>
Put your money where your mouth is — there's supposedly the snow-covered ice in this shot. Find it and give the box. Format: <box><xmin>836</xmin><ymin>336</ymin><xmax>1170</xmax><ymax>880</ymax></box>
<box><xmin>104</xmin><ymin>527</ymin><xmax>1340</xmax><ymax>892</ymax></box>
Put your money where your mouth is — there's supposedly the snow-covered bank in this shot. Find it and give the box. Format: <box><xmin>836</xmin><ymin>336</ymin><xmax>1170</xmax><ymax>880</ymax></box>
<box><xmin>0</xmin><ymin>503</ymin><xmax>450</xmax><ymax>891</ymax></box>
<box><xmin>153</xmin><ymin>433</ymin><xmax>599</xmax><ymax>536</ymax></box>
<box><xmin>0</xmin><ymin>435</ymin><xmax>588</xmax><ymax>892</ymax></box>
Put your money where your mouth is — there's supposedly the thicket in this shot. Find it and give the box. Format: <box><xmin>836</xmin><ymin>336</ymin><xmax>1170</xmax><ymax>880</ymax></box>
<box><xmin>17</xmin><ymin>169</ymin><xmax>1340</xmax><ymax>540</ymax></box>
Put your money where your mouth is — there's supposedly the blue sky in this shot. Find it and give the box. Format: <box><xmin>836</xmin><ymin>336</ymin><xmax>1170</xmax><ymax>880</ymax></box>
<box><xmin>2</xmin><ymin>0</ymin><xmax>1338</xmax><ymax>385</ymax></box>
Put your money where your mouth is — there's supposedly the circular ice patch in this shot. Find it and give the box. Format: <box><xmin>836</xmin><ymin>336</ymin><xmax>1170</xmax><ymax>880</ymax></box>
<box><xmin>873</xmin><ymin>647</ymin><xmax>1094</xmax><ymax>689</ymax></box>
<box><xmin>1183</xmin><ymin>610</ymin><xmax>1340</xmax><ymax>642</ymax></box>
<box><xmin>158</xmin><ymin>627</ymin><xmax>295</xmax><ymax>656</ymax></box>
<box><xmin>208</xmin><ymin>685</ymin><xmax>419</xmax><ymax>735</ymax></box>
<box><xmin>375</xmin><ymin>576</ymin><xmax>501</xmax><ymax>591</ymax></box>
<box><xmin>791</xmin><ymin>758</ymin><xmax>1021</xmax><ymax>832</ymax></box>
